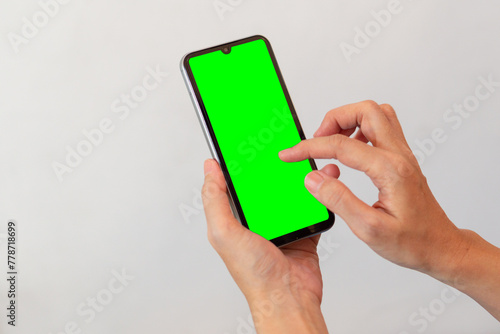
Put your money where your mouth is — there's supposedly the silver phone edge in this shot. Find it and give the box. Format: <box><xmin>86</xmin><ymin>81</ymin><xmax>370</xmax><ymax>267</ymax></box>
<box><xmin>180</xmin><ymin>54</ymin><xmax>241</xmax><ymax>222</ymax></box>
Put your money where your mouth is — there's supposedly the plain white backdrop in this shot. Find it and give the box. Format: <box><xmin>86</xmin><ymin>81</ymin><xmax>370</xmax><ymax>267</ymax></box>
<box><xmin>1</xmin><ymin>0</ymin><xmax>500</xmax><ymax>333</ymax></box>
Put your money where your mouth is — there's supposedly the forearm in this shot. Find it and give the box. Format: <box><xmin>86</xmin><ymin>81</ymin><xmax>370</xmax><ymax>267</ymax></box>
<box><xmin>433</xmin><ymin>229</ymin><xmax>500</xmax><ymax>320</ymax></box>
<box><xmin>247</xmin><ymin>290</ymin><xmax>328</xmax><ymax>334</ymax></box>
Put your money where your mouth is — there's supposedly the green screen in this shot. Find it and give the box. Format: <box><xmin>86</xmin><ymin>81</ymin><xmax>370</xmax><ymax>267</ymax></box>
<box><xmin>189</xmin><ymin>38</ymin><xmax>328</xmax><ymax>240</ymax></box>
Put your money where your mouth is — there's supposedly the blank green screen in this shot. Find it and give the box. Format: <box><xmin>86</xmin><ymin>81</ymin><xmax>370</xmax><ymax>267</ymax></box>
<box><xmin>189</xmin><ymin>38</ymin><xmax>328</xmax><ymax>240</ymax></box>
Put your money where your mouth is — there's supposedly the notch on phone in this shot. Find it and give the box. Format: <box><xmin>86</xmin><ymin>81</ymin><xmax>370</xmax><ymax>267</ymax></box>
<box><xmin>222</xmin><ymin>46</ymin><xmax>231</xmax><ymax>54</ymax></box>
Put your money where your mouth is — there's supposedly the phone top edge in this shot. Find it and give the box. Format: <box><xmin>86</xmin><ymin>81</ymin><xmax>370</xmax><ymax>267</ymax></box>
<box><xmin>182</xmin><ymin>35</ymin><xmax>270</xmax><ymax>63</ymax></box>
<box><xmin>179</xmin><ymin>35</ymin><xmax>271</xmax><ymax>165</ymax></box>
<box><xmin>179</xmin><ymin>52</ymin><xmax>189</xmax><ymax>73</ymax></box>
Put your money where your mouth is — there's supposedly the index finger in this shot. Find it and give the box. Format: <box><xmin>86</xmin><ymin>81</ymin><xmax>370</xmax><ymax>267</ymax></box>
<box><xmin>279</xmin><ymin>135</ymin><xmax>391</xmax><ymax>184</ymax></box>
<box><xmin>314</xmin><ymin>100</ymin><xmax>397</xmax><ymax>150</ymax></box>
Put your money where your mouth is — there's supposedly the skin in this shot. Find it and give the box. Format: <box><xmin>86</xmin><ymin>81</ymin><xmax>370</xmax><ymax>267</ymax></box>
<box><xmin>201</xmin><ymin>101</ymin><xmax>500</xmax><ymax>333</ymax></box>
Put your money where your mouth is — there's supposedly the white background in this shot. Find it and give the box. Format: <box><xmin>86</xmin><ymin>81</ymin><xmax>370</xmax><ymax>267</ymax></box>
<box><xmin>1</xmin><ymin>0</ymin><xmax>500</xmax><ymax>333</ymax></box>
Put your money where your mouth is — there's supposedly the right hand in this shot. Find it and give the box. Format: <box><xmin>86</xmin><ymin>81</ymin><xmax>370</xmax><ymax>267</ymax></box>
<box><xmin>279</xmin><ymin>101</ymin><xmax>469</xmax><ymax>282</ymax></box>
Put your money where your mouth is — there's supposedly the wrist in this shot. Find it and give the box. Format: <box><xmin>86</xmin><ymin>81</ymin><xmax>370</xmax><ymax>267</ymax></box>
<box><xmin>246</xmin><ymin>289</ymin><xmax>327</xmax><ymax>334</ymax></box>
<box><xmin>422</xmin><ymin>227</ymin><xmax>475</xmax><ymax>286</ymax></box>
<box><xmin>442</xmin><ymin>229</ymin><xmax>478</xmax><ymax>288</ymax></box>
<box><xmin>444</xmin><ymin>229</ymin><xmax>500</xmax><ymax>289</ymax></box>
<box><xmin>419</xmin><ymin>228</ymin><xmax>500</xmax><ymax>320</ymax></box>
<box><xmin>426</xmin><ymin>228</ymin><xmax>496</xmax><ymax>289</ymax></box>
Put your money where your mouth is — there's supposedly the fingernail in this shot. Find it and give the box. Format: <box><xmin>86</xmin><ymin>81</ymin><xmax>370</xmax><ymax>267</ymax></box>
<box><xmin>305</xmin><ymin>172</ymin><xmax>324</xmax><ymax>193</ymax></box>
<box><xmin>278</xmin><ymin>148</ymin><xmax>291</xmax><ymax>160</ymax></box>
<box><xmin>313</xmin><ymin>128</ymin><xmax>323</xmax><ymax>137</ymax></box>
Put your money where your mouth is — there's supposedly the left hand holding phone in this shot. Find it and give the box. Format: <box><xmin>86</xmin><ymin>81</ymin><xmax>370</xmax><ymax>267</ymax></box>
<box><xmin>202</xmin><ymin>158</ymin><xmax>332</xmax><ymax>334</ymax></box>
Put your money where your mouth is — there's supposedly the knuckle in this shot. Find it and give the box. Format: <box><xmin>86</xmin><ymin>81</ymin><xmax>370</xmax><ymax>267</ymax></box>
<box><xmin>396</xmin><ymin>158</ymin><xmax>416</xmax><ymax>179</ymax></box>
<box><xmin>362</xmin><ymin>100</ymin><xmax>380</xmax><ymax>111</ymax></box>
<box><xmin>326</xmin><ymin>107</ymin><xmax>338</xmax><ymax>119</ymax></box>
<box><xmin>391</xmin><ymin>154</ymin><xmax>413</xmax><ymax>177</ymax></box>
<box><xmin>328</xmin><ymin>133</ymin><xmax>346</xmax><ymax>147</ymax></box>
<box><xmin>207</xmin><ymin>219</ymin><xmax>230</xmax><ymax>248</ymax></box>
<box><xmin>379</xmin><ymin>103</ymin><xmax>396</xmax><ymax>115</ymax></box>
<box><xmin>201</xmin><ymin>180</ymin><xmax>219</xmax><ymax>204</ymax></box>
<box><xmin>326</xmin><ymin>134</ymin><xmax>348</xmax><ymax>160</ymax></box>
<box><xmin>207</xmin><ymin>228</ymin><xmax>218</xmax><ymax>247</ymax></box>
<box><xmin>391</xmin><ymin>153</ymin><xmax>418</xmax><ymax>179</ymax></box>
<box><xmin>201</xmin><ymin>181</ymin><xmax>212</xmax><ymax>201</ymax></box>
<box><xmin>360</xmin><ymin>122</ymin><xmax>375</xmax><ymax>141</ymax></box>
<box><xmin>378</xmin><ymin>152</ymin><xmax>410</xmax><ymax>178</ymax></box>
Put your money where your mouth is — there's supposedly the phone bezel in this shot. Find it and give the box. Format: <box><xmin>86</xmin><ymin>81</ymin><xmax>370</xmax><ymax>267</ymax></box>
<box><xmin>180</xmin><ymin>35</ymin><xmax>335</xmax><ymax>247</ymax></box>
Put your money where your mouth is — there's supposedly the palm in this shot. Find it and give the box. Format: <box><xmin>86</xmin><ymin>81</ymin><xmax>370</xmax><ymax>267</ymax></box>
<box><xmin>233</xmin><ymin>230</ymin><xmax>324</xmax><ymax>306</ymax></box>
<box><xmin>280</xmin><ymin>236</ymin><xmax>324</xmax><ymax>304</ymax></box>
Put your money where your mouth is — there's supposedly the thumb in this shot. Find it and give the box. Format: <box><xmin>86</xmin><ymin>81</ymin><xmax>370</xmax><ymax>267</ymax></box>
<box><xmin>304</xmin><ymin>171</ymin><xmax>379</xmax><ymax>239</ymax></box>
<box><xmin>202</xmin><ymin>159</ymin><xmax>257</xmax><ymax>255</ymax></box>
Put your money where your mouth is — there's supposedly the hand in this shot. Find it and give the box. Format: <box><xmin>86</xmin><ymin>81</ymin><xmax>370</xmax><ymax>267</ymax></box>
<box><xmin>202</xmin><ymin>159</ymin><xmax>330</xmax><ymax>334</ymax></box>
<box><xmin>279</xmin><ymin>100</ymin><xmax>500</xmax><ymax>320</ymax></box>
<box><xmin>280</xmin><ymin>100</ymin><xmax>464</xmax><ymax>277</ymax></box>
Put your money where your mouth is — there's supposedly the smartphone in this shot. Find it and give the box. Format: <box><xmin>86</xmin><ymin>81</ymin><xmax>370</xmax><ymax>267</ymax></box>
<box><xmin>181</xmin><ymin>35</ymin><xmax>334</xmax><ymax>246</ymax></box>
